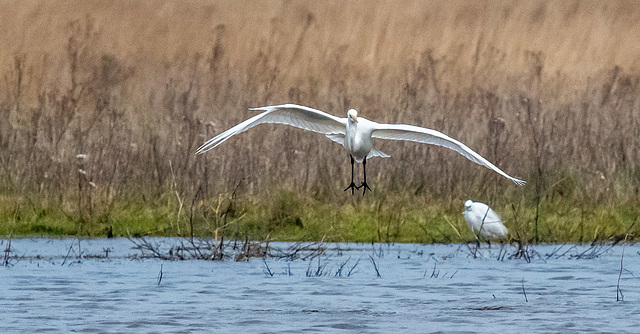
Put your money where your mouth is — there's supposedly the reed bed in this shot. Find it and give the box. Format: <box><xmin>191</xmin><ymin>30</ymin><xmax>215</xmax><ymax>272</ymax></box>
<box><xmin>0</xmin><ymin>0</ymin><xmax>639</xmax><ymax>242</ymax></box>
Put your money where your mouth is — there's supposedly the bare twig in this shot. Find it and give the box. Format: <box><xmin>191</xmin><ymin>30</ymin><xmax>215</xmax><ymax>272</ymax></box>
<box><xmin>617</xmin><ymin>237</ymin><xmax>627</xmax><ymax>301</ymax></box>
<box><xmin>61</xmin><ymin>239</ymin><xmax>76</xmax><ymax>266</ymax></box>
<box><xmin>430</xmin><ymin>262</ymin><xmax>439</xmax><ymax>278</ymax></box>
<box><xmin>545</xmin><ymin>243</ymin><xmax>566</xmax><ymax>259</ymax></box>
<box><xmin>335</xmin><ymin>257</ymin><xmax>351</xmax><ymax>277</ymax></box>
<box><xmin>368</xmin><ymin>254</ymin><xmax>381</xmax><ymax>278</ymax></box>
<box><xmin>347</xmin><ymin>259</ymin><xmax>360</xmax><ymax>277</ymax></box>
<box><xmin>2</xmin><ymin>235</ymin><xmax>12</xmax><ymax>266</ymax></box>
<box><xmin>262</xmin><ymin>260</ymin><xmax>274</xmax><ymax>277</ymax></box>
<box><xmin>306</xmin><ymin>257</ymin><xmax>327</xmax><ymax>277</ymax></box>
<box><xmin>449</xmin><ymin>270</ymin><xmax>458</xmax><ymax>279</ymax></box>
<box><xmin>271</xmin><ymin>238</ymin><xmax>326</xmax><ymax>261</ymax></box>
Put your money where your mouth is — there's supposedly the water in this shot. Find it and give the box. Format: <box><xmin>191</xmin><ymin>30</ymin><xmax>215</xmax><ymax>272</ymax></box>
<box><xmin>1</xmin><ymin>238</ymin><xmax>639</xmax><ymax>333</ymax></box>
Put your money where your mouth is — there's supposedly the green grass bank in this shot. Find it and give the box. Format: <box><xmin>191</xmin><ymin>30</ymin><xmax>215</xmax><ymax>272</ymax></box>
<box><xmin>1</xmin><ymin>187</ymin><xmax>637</xmax><ymax>245</ymax></box>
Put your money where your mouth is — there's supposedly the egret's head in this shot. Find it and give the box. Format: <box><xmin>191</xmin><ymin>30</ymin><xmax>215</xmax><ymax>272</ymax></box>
<box><xmin>464</xmin><ymin>200</ymin><xmax>473</xmax><ymax>211</ymax></box>
<box><xmin>347</xmin><ymin>109</ymin><xmax>358</xmax><ymax>123</ymax></box>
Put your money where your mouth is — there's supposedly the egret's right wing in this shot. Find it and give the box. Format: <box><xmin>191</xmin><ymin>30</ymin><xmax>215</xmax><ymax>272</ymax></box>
<box><xmin>196</xmin><ymin>104</ymin><xmax>346</xmax><ymax>154</ymax></box>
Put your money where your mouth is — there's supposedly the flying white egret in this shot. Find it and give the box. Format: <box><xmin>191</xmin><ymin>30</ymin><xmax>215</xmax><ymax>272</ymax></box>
<box><xmin>196</xmin><ymin>104</ymin><xmax>525</xmax><ymax>194</ymax></box>
<box><xmin>463</xmin><ymin>200</ymin><xmax>508</xmax><ymax>240</ymax></box>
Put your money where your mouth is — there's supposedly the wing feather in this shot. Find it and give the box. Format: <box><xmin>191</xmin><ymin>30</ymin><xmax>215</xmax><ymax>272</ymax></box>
<box><xmin>371</xmin><ymin>123</ymin><xmax>525</xmax><ymax>185</ymax></box>
<box><xmin>196</xmin><ymin>104</ymin><xmax>346</xmax><ymax>154</ymax></box>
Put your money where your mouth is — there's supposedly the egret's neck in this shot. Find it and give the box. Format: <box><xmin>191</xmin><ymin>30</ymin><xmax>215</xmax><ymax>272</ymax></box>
<box><xmin>345</xmin><ymin>120</ymin><xmax>357</xmax><ymax>150</ymax></box>
<box><xmin>347</xmin><ymin>120</ymin><xmax>357</xmax><ymax>133</ymax></box>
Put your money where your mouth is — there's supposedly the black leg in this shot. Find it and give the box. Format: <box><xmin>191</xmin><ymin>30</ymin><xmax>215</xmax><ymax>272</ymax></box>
<box><xmin>343</xmin><ymin>155</ymin><xmax>358</xmax><ymax>195</ymax></box>
<box><xmin>360</xmin><ymin>157</ymin><xmax>372</xmax><ymax>195</ymax></box>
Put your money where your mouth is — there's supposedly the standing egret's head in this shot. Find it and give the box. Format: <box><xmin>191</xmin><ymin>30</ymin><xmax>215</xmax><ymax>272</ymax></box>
<box><xmin>347</xmin><ymin>109</ymin><xmax>358</xmax><ymax>123</ymax></box>
<box><xmin>464</xmin><ymin>200</ymin><xmax>473</xmax><ymax>211</ymax></box>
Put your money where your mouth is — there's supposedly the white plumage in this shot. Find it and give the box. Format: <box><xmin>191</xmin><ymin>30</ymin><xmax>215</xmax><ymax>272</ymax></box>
<box><xmin>196</xmin><ymin>104</ymin><xmax>525</xmax><ymax>193</ymax></box>
<box><xmin>463</xmin><ymin>200</ymin><xmax>508</xmax><ymax>239</ymax></box>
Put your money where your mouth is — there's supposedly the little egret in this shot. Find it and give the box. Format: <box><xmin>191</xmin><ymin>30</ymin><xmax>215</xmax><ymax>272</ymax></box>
<box><xmin>196</xmin><ymin>104</ymin><xmax>525</xmax><ymax>194</ymax></box>
<box><xmin>463</xmin><ymin>200</ymin><xmax>508</xmax><ymax>240</ymax></box>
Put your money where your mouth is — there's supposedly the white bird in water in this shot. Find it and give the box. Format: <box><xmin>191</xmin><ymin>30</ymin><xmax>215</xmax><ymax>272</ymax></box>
<box><xmin>196</xmin><ymin>104</ymin><xmax>525</xmax><ymax>194</ymax></box>
<box><xmin>463</xmin><ymin>200</ymin><xmax>508</xmax><ymax>240</ymax></box>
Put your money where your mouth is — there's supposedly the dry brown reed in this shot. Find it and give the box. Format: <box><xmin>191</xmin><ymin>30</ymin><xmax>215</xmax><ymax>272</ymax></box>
<box><xmin>1</xmin><ymin>1</ymin><xmax>640</xmax><ymax>238</ymax></box>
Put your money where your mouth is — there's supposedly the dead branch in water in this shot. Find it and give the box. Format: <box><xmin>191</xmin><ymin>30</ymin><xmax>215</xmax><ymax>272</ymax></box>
<box><xmin>61</xmin><ymin>237</ymin><xmax>84</xmax><ymax>266</ymax></box>
<box><xmin>334</xmin><ymin>257</ymin><xmax>351</xmax><ymax>277</ymax></box>
<box><xmin>368</xmin><ymin>254</ymin><xmax>381</xmax><ymax>278</ymax></box>
<box><xmin>2</xmin><ymin>236</ymin><xmax>12</xmax><ymax>266</ymax></box>
<box><xmin>347</xmin><ymin>259</ymin><xmax>360</xmax><ymax>277</ymax></box>
<box><xmin>126</xmin><ymin>234</ymin><xmax>271</xmax><ymax>261</ymax></box>
<box><xmin>269</xmin><ymin>237</ymin><xmax>326</xmax><ymax>261</ymax></box>
<box><xmin>262</xmin><ymin>260</ymin><xmax>274</xmax><ymax>277</ymax></box>
<box><xmin>572</xmin><ymin>244</ymin><xmax>612</xmax><ymax>260</ymax></box>
<box><xmin>127</xmin><ymin>235</ymin><xmax>174</xmax><ymax>260</ymax></box>
<box><xmin>1</xmin><ymin>236</ymin><xmax>24</xmax><ymax>267</ymax></box>
<box><xmin>306</xmin><ymin>257</ymin><xmax>327</xmax><ymax>277</ymax></box>
<box><xmin>126</xmin><ymin>233</ymin><xmax>328</xmax><ymax>262</ymax></box>
<box><xmin>617</xmin><ymin>235</ymin><xmax>627</xmax><ymax>302</ymax></box>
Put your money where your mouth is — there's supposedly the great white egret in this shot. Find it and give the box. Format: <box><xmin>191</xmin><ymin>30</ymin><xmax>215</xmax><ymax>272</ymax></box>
<box><xmin>463</xmin><ymin>200</ymin><xmax>508</xmax><ymax>240</ymax></box>
<box><xmin>196</xmin><ymin>104</ymin><xmax>525</xmax><ymax>194</ymax></box>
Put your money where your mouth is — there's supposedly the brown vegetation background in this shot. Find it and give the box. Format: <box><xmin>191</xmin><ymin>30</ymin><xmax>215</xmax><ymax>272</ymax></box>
<box><xmin>1</xmin><ymin>0</ymin><xmax>640</xmax><ymax>235</ymax></box>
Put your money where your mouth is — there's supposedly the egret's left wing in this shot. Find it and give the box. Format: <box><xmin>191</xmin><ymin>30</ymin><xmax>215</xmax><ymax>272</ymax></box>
<box><xmin>371</xmin><ymin>123</ymin><xmax>525</xmax><ymax>185</ymax></box>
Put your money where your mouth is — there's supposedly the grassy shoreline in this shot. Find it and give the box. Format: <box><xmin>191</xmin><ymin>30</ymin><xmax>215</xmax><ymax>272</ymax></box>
<box><xmin>2</xmin><ymin>188</ymin><xmax>637</xmax><ymax>245</ymax></box>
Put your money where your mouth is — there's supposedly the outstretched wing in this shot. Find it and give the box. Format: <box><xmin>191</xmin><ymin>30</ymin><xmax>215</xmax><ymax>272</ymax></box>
<box><xmin>371</xmin><ymin>123</ymin><xmax>525</xmax><ymax>185</ymax></box>
<box><xmin>196</xmin><ymin>104</ymin><xmax>347</xmax><ymax>154</ymax></box>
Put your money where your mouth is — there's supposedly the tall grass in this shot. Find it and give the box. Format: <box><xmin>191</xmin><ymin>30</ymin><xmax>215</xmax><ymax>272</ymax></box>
<box><xmin>0</xmin><ymin>0</ymin><xmax>639</xmax><ymax>241</ymax></box>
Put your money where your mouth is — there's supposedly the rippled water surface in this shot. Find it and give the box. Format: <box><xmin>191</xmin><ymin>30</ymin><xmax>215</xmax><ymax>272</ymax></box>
<box><xmin>1</xmin><ymin>238</ymin><xmax>639</xmax><ymax>333</ymax></box>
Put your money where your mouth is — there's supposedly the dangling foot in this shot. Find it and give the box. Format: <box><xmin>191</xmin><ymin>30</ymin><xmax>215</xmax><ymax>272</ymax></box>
<box><xmin>360</xmin><ymin>157</ymin><xmax>372</xmax><ymax>196</ymax></box>
<box><xmin>344</xmin><ymin>154</ymin><xmax>358</xmax><ymax>195</ymax></box>
<box><xmin>359</xmin><ymin>181</ymin><xmax>372</xmax><ymax>195</ymax></box>
<box><xmin>344</xmin><ymin>182</ymin><xmax>358</xmax><ymax>195</ymax></box>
